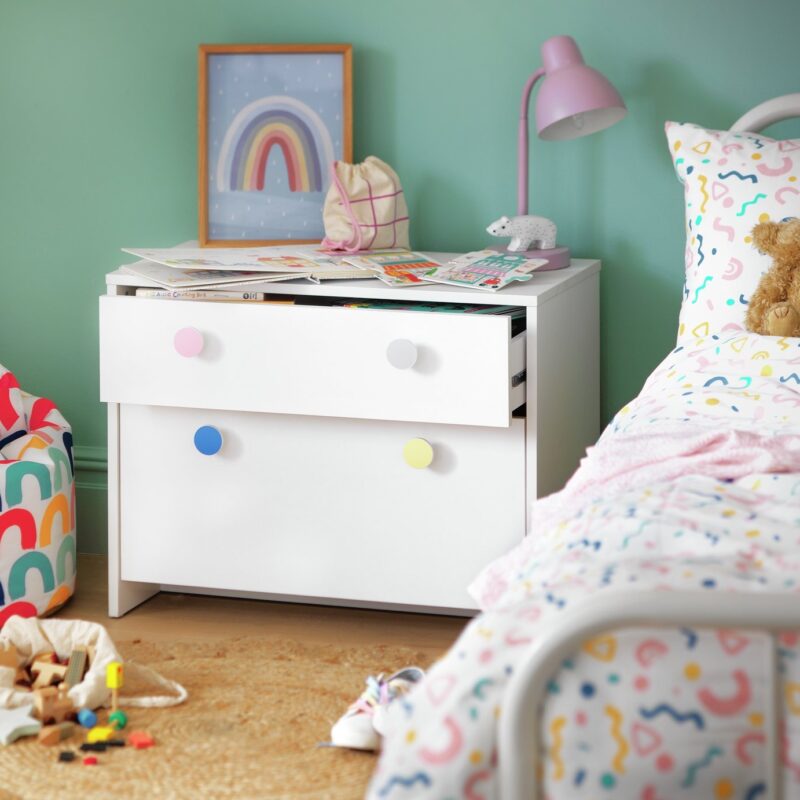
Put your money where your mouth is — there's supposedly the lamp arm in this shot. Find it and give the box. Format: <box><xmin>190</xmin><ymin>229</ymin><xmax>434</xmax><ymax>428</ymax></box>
<box><xmin>517</xmin><ymin>67</ymin><xmax>546</xmax><ymax>216</ymax></box>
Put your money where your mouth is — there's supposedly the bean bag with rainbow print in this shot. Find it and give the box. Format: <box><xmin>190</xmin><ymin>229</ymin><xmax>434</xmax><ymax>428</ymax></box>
<box><xmin>0</xmin><ymin>365</ymin><xmax>76</xmax><ymax>628</ymax></box>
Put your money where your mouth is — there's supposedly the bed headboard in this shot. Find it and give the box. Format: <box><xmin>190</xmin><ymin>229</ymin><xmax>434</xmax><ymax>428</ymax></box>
<box><xmin>731</xmin><ymin>93</ymin><xmax>800</xmax><ymax>133</ymax></box>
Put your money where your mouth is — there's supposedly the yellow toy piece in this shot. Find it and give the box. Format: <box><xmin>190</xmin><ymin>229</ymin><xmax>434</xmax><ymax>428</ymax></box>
<box><xmin>106</xmin><ymin>661</ymin><xmax>124</xmax><ymax>712</ymax></box>
<box><xmin>106</xmin><ymin>662</ymin><xmax>124</xmax><ymax>690</ymax></box>
<box><xmin>87</xmin><ymin>725</ymin><xmax>115</xmax><ymax>743</ymax></box>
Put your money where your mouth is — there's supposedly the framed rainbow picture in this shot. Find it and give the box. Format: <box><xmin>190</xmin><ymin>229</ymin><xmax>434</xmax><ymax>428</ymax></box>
<box><xmin>198</xmin><ymin>44</ymin><xmax>352</xmax><ymax>247</ymax></box>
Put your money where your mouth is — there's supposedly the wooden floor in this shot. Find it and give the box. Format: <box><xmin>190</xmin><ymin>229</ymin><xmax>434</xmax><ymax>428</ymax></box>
<box><xmin>60</xmin><ymin>555</ymin><xmax>467</xmax><ymax>658</ymax></box>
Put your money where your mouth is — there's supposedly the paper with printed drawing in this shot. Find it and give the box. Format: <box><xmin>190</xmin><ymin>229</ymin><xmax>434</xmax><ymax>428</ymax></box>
<box><xmin>424</xmin><ymin>250</ymin><xmax>548</xmax><ymax>291</ymax></box>
<box><xmin>343</xmin><ymin>251</ymin><xmax>442</xmax><ymax>287</ymax></box>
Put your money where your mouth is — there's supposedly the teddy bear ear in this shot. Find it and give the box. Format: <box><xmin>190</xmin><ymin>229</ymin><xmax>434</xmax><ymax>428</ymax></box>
<box><xmin>783</xmin><ymin>217</ymin><xmax>800</xmax><ymax>242</ymax></box>
<box><xmin>752</xmin><ymin>221</ymin><xmax>781</xmax><ymax>253</ymax></box>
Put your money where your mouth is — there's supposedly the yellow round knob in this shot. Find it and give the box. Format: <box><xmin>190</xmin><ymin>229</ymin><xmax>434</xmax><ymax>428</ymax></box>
<box><xmin>403</xmin><ymin>438</ymin><xmax>434</xmax><ymax>469</ymax></box>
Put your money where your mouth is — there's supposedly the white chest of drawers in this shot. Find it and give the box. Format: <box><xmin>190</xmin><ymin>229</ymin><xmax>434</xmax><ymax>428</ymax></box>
<box><xmin>100</xmin><ymin>255</ymin><xmax>600</xmax><ymax>616</ymax></box>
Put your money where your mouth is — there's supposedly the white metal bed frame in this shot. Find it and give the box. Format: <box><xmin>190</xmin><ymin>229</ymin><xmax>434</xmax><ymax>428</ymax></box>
<box><xmin>498</xmin><ymin>93</ymin><xmax>800</xmax><ymax>800</ymax></box>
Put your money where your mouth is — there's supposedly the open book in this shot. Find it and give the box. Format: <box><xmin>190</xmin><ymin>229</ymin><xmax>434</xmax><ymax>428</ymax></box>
<box><xmin>121</xmin><ymin>247</ymin><xmax>370</xmax><ymax>286</ymax></box>
<box><xmin>119</xmin><ymin>259</ymin><xmax>298</xmax><ymax>289</ymax></box>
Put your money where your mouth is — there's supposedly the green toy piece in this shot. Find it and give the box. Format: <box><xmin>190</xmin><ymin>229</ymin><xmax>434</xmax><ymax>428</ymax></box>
<box><xmin>109</xmin><ymin>710</ymin><xmax>128</xmax><ymax>730</ymax></box>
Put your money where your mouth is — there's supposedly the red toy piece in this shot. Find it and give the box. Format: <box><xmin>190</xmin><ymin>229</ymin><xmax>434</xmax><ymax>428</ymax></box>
<box><xmin>82</xmin><ymin>755</ymin><xmax>98</xmax><ymax>766</ymax></box>
<box><xmin>127</xmin><ymin>731</ymin><xmax>154</xmax><ymax>750</ymax></box>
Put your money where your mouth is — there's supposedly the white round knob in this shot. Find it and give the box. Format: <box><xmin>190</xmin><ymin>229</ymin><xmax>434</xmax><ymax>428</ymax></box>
<box><xmin>386</xmin><ymin>339</ymin><xmax>418</xmax><ymax>370</ymax></box>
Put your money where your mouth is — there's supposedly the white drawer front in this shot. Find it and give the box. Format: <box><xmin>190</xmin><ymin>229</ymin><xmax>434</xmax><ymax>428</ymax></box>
<box><xmin>119</xmin><ymin>405</ymin><xmax>525</xmax><ymax>610</ymax></box>
<box><xmin>100</xmin><ymin>296</ymin><xmax>524</xmax><ymax>427</ymax></box>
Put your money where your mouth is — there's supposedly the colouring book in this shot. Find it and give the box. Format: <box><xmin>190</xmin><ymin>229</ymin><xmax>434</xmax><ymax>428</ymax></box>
<box><xmin>425</xmin><ymin>250</ymin><xmax>548</xmax><ymax>291</ymax></box>
<box><xmin>134</xmin><ymin>288</ymin><xmax>267</xmax><ymax>301</ymax></box>
<box><xmin>122</xmin><ymin>249</ymin><xmax>371</xmax><ymax>285</ymax></box>
<box><xmin>123</xmin><ymin>247</ymin><xmax>323</xmax><ymax>273</ymax></box>
<box><xmin>121</xmin><ymin>246</ymin><xmax>408</xmax><ymax>283</ymax></box>
<box><xmin>343</xmin><ymin>252</ymin><xmax>441</xmax><ymax>287</ymax></box>
<box><xmin>120</xmin><ymin>260</ymin><xmax>299</xmax><ymax>289</ymax></box>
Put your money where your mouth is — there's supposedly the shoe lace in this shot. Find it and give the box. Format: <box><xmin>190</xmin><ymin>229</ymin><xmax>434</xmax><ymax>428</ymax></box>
<box><xmin>350</xmin><ymin>673</ymin><xmax>407</xmax><ymax>716</ymax></box>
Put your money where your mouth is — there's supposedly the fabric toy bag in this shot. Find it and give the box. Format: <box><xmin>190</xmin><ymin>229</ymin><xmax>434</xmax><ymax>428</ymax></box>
<box><xmin>0</xmin><ymin>616</ymin><xmax>187</xmax><ymax>711</ymax></box>
<box><xmin>321</xmin><ymin>156</ymin><xmax>410</xmax><ymax>252</ymax></box>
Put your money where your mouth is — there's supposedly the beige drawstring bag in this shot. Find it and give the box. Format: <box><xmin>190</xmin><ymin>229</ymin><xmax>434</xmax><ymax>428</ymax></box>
<box><xmin>322</xmin><ymin>156</ymin><xmax>410</xmax><ymax>252</ymax></box>
<box><xmin>0</xmin><ymin>616</ymin><xmax>187</xmax><ymax>712</ymax></box>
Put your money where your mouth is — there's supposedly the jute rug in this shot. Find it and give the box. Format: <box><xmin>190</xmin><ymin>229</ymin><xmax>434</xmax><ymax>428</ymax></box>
<box><xmin>0</xmin><ymin>636</ymin><xmax>434</xmax><ymax>800</ymax></box>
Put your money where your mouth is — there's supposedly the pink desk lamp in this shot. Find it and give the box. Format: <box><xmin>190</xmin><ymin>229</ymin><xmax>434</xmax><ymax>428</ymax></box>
<box><xmin>487</xmin><ymin>35</ymin><xmax>626</xmax><ymax>269</ymax></box>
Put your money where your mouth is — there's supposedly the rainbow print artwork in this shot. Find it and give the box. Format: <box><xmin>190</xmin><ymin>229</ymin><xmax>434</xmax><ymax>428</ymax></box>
<box><xmin>216</xmin><ymin>96</ymin><xmax>335</xmax><ymax>194</ymax></box>
<box><xmin>206</xmin><ymin>51</ymin><xmax>346</xmax><ymax>242</ymax></box>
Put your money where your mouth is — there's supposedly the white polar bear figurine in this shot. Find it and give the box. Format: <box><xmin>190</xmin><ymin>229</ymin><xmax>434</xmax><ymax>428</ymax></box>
<box><xmin>486</xmin><ymin>215</ymin><xmax>557</xmax><ymax>252</ymax></box>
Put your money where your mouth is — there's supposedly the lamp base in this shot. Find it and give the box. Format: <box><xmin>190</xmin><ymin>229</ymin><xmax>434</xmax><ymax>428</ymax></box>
<box><xmin>486</xmin><ymin>244</ymin><xmax>571</xmax><ymax>270</ymax></box>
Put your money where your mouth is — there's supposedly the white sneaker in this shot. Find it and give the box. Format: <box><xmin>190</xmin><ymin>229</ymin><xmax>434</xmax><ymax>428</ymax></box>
<box><xmin>330</xmin><ymin>667</ymin><xmax>424</xmax><ymax>751</ymax></box>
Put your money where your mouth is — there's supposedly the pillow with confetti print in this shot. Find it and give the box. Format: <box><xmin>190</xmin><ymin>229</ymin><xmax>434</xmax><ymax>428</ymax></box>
<box><xmin>666</xmin><ymin>121</ymin><xmax>800</xmax><ymax>342</ymax></box>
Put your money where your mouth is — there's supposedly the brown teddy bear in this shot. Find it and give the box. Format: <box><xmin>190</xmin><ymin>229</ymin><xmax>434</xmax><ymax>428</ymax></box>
<box><xmin>745</xmin><ymin>218</ymin><xmax>800</xmax><ymax>337</ymax></box>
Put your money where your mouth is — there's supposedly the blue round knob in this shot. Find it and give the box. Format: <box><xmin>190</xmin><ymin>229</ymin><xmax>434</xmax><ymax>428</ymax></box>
<box><xmin>194</xmin><ymin>425</ymin><xmax>223</xmax><ymax>456</ymax></box>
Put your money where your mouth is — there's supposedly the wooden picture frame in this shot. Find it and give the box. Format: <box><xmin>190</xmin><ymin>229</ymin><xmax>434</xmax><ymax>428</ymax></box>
<box><xmin>198</xmin><ymin>44</ymin><xmax>352</xmax><ymax>247</ymax></box>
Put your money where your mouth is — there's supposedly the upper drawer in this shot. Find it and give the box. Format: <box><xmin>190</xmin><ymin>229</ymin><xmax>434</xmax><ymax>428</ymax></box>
<box><xmin>99</xmin><ymin>296</ymin><xmax>525</xmax><ymax>427</ymax></box>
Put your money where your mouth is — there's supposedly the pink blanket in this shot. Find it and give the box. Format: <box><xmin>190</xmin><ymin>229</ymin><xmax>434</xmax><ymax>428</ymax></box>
<box><xmin>549</xmin><ymin>425</ymin><xmax>800</xmax><ymax>515</ymax></box>
<box><xmin>470</xmin><ymin>425</ymin><xmax>800</xmax><ymax>609</ymax></box>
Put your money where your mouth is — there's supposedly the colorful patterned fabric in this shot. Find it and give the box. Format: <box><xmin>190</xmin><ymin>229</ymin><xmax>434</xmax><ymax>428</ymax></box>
<box><xmin>666</xmin><ymin>121</ymin><xmax>800</xmax><ymax>344</ymax></box>
<box><xmin>0</xmin><ymin>364</ymin><xmax>76</xmax><ymax>627</ymax></box>
<box><xmin>368</xmin><ymin>333</ymin><xmax>800</xmax><ymax>799</ymax></box>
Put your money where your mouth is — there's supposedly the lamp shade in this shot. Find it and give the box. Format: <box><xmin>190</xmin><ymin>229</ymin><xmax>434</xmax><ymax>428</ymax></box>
<box><xmin>535</xmin><ymin>36</ymin><xmax>626</xmax><ymax>141</ymax></box>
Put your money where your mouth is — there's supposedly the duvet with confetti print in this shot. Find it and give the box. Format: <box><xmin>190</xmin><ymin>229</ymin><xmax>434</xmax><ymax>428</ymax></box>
<box><xmin>368</xmin><ymin>332</ymin><xmax>800</xmax><ymax>800</ymax></box>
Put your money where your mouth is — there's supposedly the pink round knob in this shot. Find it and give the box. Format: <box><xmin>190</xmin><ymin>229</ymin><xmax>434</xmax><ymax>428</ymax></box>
<box><xmin>174</xmin><ymin>327</ymin><xmax>204</xmax><ymax>358</ymax></box>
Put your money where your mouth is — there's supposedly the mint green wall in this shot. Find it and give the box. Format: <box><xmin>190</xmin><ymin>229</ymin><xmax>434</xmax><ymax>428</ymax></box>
<box><xmin>2</xmin><ymin>1</ymin><xmax>799</xmax><ymax>552</ymax></box>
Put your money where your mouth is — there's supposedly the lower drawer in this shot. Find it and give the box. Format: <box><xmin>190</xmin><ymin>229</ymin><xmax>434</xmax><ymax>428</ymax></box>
<box><xmin>119</xmin><ymin>405</ymin><xmax>526</xmax><ymax>610</ymax></box>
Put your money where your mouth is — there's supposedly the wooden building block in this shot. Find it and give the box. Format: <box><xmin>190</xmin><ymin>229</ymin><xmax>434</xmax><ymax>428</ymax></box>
<box><xmin>0</xmin><ymin>645</ymin><xmax>18</xmax><ymax>670</ymax></box>
<box><xmin>32</xmin><ymin>651</ymin><xmax>57</xmax><ymax>664</ymax></box>
<box><xmin>14</xmin><ymin>666</ymin><xmax>31</xmax><ymax>688</ymax></box>
<box><xmin>38</xmin><ymin>722</ymin><xmax>75</xmax><ymax>746</ymax></box>
<box><xmin>33</xmin><ymin>687</ymin><xmax>73</xmax><ymax>725</ymax></box>
<box><xmin>31</xmin><ymin>661</ymin><xmax>68</xmax><ymax>689</ymax></box>
<box><xmin>63</xmin><ymin>648</ymin><xmax>88</xmax><ymax>689</ymax></box>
